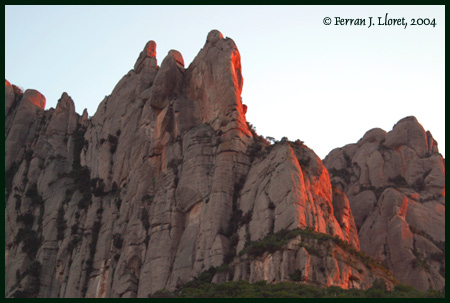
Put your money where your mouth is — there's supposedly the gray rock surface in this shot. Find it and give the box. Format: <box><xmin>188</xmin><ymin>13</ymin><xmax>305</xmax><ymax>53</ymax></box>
<box><xmin>5</xmin><ymin>32</ymin><xmax>442</xmax><ymax>298</ymax></box>
<box><xmin>324</xmin><ymin>116</ymin><xmax>445</xmax><ymax>291</ymax></box>
<box><xmin>232</xmin><ymin>236</ymin><xmax>393</xmax><ymax>290</ymax></box>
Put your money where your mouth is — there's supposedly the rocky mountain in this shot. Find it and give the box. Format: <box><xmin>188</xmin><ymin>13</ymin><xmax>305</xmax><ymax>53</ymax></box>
<box><xmin>324</xmin><ymin>117</ymin><xmax>445</xmax><ymax>291</ymax></box>
<box><xmin>4</xmin><ymin>30</ymin><xmax>444</xmax><ymax>298</ymax></box>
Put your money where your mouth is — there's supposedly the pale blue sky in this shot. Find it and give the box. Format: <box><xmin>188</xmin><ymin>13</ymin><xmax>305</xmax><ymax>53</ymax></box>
<box><xmin>5</xmin><ymin>5</ymin><xmax>445</xmax><ymax>159</ymax></box>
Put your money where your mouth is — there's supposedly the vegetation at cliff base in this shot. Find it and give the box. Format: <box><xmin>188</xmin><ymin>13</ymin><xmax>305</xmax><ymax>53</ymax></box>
<box><xmin>151</xmin><ymin>278</ymin><xmax>444</xmax><ymax>298</ymax></box>
<box><xmin>239</xmin><ymin>227</ymin><xmax>392</xmax><ymax>278</ymax></box>
<box><xmin>149</xmin><ymin>227</ymin><xmax>445</xmax><ymax>298</ymax></box>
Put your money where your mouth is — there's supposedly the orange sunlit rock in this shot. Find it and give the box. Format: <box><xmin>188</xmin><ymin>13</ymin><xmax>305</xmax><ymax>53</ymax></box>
<box><xmin>398</xmin><ymin>196</ymin><xmax>408</xmax><ymax>217</ymax></box>
<box><xmin>134</xmin><ymin>40</ymin><xmax>158</xmax><ymax>73</ymax></box>
<box><xmin>23</xmin><ymin>89</ymin><xmax>46</xmax><ymax>109</ymax></box>
<box><xmin>332</xmin><ymin>186</ymin><xmax>361</xmax><ymax>250</ymax></box>
<box><xmin>8</xmin><ymin>30</ymin><xmax>436</xmax><ymax>297</ymax></box>
<box><xmin>401</xmin><ymin>222</ymin><xmax>413</xmax><ymax>240</ymax></box>
<box><xmin>230</xmin><ymin>49</ymin><xmax>243</xmax><ymax>97</ymax></box>
<box><xmin>145</xmin><ymin>40</ymin><xmax>157</xmax><ymax>58</ymax></box>
<box><xmin>408</xmin><ymin>192</ymin><xmax>420</xmax><ymax>201</ymax></box>
<box><xmin>169</xmin><ymin>49</ymin><xmax>184</xmax><ymax>67</ymax></box>
<box><xmin>242</xmin><ymin>104</ymin><xmax>247</xmax><ymax>115</ymax></box>
<box><xmin>5</xmin><ymin>79</ymin><xmax>16</xmax><ymax>115</ymax></box>
<box><xmin>324</xmin><ymin>116</ymin><xmax>445</xmax><ymax>291</ymax></box>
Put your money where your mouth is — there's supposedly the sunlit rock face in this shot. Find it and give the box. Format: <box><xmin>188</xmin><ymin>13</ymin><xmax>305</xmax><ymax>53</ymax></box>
<box><xmin>230</xmin><ymin>235</ymin><xmax>391</xmax><ymax>290</ymax></box>
<box><xmin>324</xmin><ymin>116</ymin><xmax>445</xmax><ymax>291</ymax></box>
<box><xmin>134</xmin><ymin>40</ymin><xmax>157</xmax><ymax>72</ymax></box>
<box><xmin>237</xmin><ymin>142</ymin><xmax>360</xmax><ymax>250</ymax></box>
<box><xmin>23</xmin><ymin>89</ymin><xmax>46</xmax><ymax>110</ymax></box>
<box><xmin>5</xmin><ymin>31</ymin><xmax>441</xmax><ymax>298</ymax></box>
<box><xmin>5</xmin><ymin>79</ymin><xmax>15</xmax><ymax>116</ymax></box>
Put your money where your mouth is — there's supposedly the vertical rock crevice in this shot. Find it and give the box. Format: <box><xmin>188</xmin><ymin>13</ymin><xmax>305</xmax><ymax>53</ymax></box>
<box><xmin>324</xmin><ymin>116</ymin><xmax>445</xmax><ymax>291</ymax></box>
<box><xmin>5</xmin><ymin>31</ymin><xmax>443</xmax><ymax>297</ymax></box>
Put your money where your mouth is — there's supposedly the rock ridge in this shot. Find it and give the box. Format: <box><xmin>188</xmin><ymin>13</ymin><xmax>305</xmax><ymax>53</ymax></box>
<box><xmin>4</xmin><ymin>30</ymin><xmax>443</xmax><ymax>298</ymax></box>
<box><xmin>324</xmin><ymin>116</ymin><xmax>445</xmax><ymax>291</ymax></box>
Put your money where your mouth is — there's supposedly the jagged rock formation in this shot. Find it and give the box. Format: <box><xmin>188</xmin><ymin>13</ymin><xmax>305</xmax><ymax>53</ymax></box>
<box><xmin>324</xmin><ymin>116</ymin><xmax>445</xmax><ymax>291</ymax></box>
<box><xmin>229</xmin><ymin>232</ymin><xmax>392</xmax><ymax>290</ymax></box>
<box><xmin>4</xmin><ymin>30</ymin><xmax>443</xmax><ymax>298</ymax></box>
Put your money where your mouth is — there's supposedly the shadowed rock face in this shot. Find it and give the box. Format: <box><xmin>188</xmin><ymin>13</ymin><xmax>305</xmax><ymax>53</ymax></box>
<box><xmin>324</xmin><ymin>116</ymin><xmax>445</xmax><ymax>291</ymax></box>
<box><xmin>5</xmin><ymin>88</ymin><xmax>47</xmax><ymax>171</ymax></box>
<box><xmin>4</xmin><ymin>31</ymin><xmax>442</xmax><ymax>298</ymax></box>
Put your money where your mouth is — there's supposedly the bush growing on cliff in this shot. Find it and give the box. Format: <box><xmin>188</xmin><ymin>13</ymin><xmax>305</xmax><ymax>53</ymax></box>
<box><xmin>14</xmin><ymin>194</ymin><xmax>22</xmax><ymax>210</ymax></box>
<box><xmin>5</xmin><ymin>161</ymin><xmax>20</xmax><ymax>197</ymax></box>
<box><xmin>91</xmin><ymin>178</ymin><xmax>106</xmax><ymax>197</ymax></box>
<box><xmin>108</xmin><ymin>134</ymin><xmax>119</xmax><ymax>153</ymax></box>
<box><xmin>113</xmin><ymin>233</ymin><xmax>123</xmax><ymax>249</ymax></box>
<box><xmin>56</xmin><ymin>206</ymin><xmax>67</xmax><ymax>241</ymax></box>
<box><xmin>238</xmin><ymin>227</ymin><xmax>392</xmax><ymax>278</ymax></box>
<box><xmin>140</xmin><ymin>208</ymin><xmax>150</xmax><ymax>231</ymax></box>
<box><xmin>15</xmin><ymin>228</ymin><xmax>42</xmax><ymax>258</ymax></box>
<box><xmin>239</xmin><ymin>228</ymin><xmax>298</xmax><ymax>257</ymax></box>
<box><xmin>25</xmin><ymin>183</ymin><xmax>43</xmax><ymax>205</ymax></box>
<box><xmin>24</xmin><ymin>260</ymin><xmax>42</xmax><ymax>280</ymax></box>
<box><xmin>16</xmin><ymin>213</ymin><xmax>35</xmax><ymax>226</ymax></box>
<box><xmin>288</xmin><ymin>270</ymin><xmax>302</xmax><ymax>282</ymax></box>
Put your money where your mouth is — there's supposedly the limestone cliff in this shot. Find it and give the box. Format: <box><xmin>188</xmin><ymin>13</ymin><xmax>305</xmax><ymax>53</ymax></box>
<box><xmin>4</xmin><ymin>30</ymin><xmax>443</xmax><ymax>298</ymax></box>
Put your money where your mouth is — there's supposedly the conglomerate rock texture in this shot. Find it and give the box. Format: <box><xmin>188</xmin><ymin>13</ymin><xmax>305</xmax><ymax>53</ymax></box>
<box><xmin>324</xmin><ymin>116</ymin><xmax>445</xmax><ymax>291</ymax></box>
<box><xmin>4</xmin><ymin>30</ymin><xmax>444</xmax><ymax>297</ymax></box>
